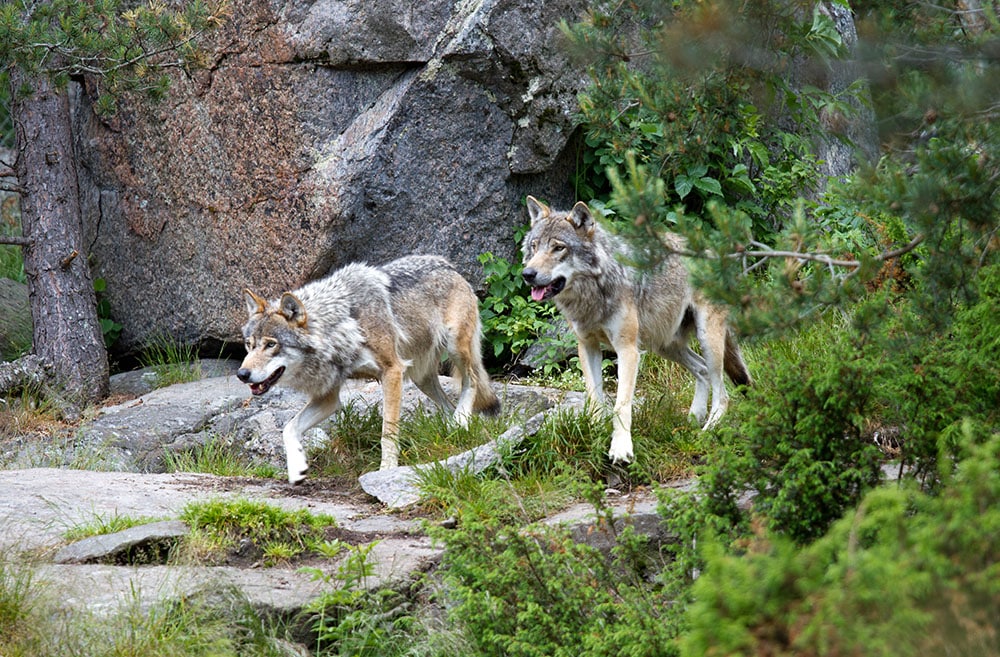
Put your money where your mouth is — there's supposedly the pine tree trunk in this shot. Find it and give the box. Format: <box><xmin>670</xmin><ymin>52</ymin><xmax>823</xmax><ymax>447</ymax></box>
<box><xmin>9</xmin><ymin>70</ymin><xmax>109</xmax><ymax>415</ymax></box>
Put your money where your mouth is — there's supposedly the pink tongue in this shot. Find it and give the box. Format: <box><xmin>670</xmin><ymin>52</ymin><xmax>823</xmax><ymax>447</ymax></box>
<box><xmin>531</xmin><ymin>287</ymin><xmax>547</xmax><ymax>302</ymax></box>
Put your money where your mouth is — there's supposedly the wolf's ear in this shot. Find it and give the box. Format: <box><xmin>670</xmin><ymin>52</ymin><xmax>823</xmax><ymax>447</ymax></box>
<box><xmin>278</xmin><ymin>292</ymin><xmax>308</xmax><ymax>327</ymax></box>
<box><xmin>526</xmin><ymin>196</ymin><xmax>549</xmax><ymax>226</ymax></box>
<box><xmin>244</xmin><ymin>289</ymin><xmax>266</xmax><ymax>317</ymax></box>
<box><xmin>568</xmin><ymin>201</ymin><xmax>596</xmax><ymax>238</ymax></box>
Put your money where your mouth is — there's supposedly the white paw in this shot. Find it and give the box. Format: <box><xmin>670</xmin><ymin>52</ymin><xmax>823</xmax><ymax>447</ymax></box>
<box><xmin>608</xmin><ymin>431</ymin><xmax>634</xmax><ymax>464</ymax></box>
<box><xmin>701</xmin><ymin>408</ymin><xmax>725</xmax><ymax>431</ymax></box>
<box><xmin>453</xmin><ymin>408</ymin><xmax>472</xmax><ymax>429</ymax></box>
<box><xmin>286</xmin><ymin>447</ymin><xmax>308</xmax><ymax>485</ymax></box>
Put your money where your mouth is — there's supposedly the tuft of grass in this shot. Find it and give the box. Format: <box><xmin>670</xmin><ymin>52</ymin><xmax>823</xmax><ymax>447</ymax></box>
<box><xmin>307</xmin><ymin>401</ymin><xmax>384</xmax><ymax>478</ymax></box>
<box><xmin>163</xmin><ymin>434</ymin><xmax>281</xmax><ymax>479</ymax></box>
<box><xmin>139</xmin><ymin>334</ymin><xmax>202</xmax><ymax>388</ymax></box>
<box><xmin>261</xmin><ymin>541</ymin><xmax>300</xmax><ymax>566</ymax></box>
<box><xmin>0</xmin><ymin>389</ymin><xmax>67</xmax><ymax>441</ymax></box>
<box><xmin>398</xmin><ymin>405</ymin><xmax>511</xmax><ymax>464</ymax></box>
<box><xmin>61</xmin><ymin>510</ymin><xmax>159</xmax><ymax>543</ymax></box>
<box><xmin>413</xmin><ymin>459</ymin><xmax>577</xmax><ymax>522</ymax></box>
<box><xmin>0</xmin><ymin>212</ymin><xmax>26</xmax><ymax>284</ymax></box>
<box><xmin>177</xmin><ymin>498</ymin><xmax>337</xmax><ymax>565</ymax></box>
<box><xmin>0</xmin><ymin>552</ymin><xmax>42</xmax><ymax>656</ymax></box>
<box><xmin>504</xmin><ymin>404</ymin><xmax>612</xmax><ymax>480</ymax></box>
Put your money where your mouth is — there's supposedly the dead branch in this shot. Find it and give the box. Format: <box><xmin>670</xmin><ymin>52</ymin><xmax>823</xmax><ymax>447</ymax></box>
<box><xmin>659</xmin><ymin>233</ymin><xmax>927</xmax><ymax>278</ymax></box>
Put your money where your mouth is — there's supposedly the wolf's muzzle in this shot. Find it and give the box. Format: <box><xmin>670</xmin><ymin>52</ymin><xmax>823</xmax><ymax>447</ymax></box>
<box><xmin>237</xmin><ymin>366</ymin><xmax>285</xmax><ymax>395</ymax></box>
<box><xmin>522</xmin><ymin>268</ymin><xmax>565</xmax><ymax>301</ymax></box>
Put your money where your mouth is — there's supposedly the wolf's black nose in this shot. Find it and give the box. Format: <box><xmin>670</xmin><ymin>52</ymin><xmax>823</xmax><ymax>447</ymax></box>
<box><xmin>236</xmin><ymin>368</ymin><xmax>252</xmax><ymax>383</ymax></box>
<box><xmin>522</xmin><ymin>268</ymin><xmax>537</xmax><ymax>285</ymax></box>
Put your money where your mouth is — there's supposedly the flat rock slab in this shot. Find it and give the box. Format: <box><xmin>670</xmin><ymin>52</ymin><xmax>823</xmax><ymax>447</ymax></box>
<box><xmin>0</xmin><ymin>468</ymin><xmax>408</xmax><ymax>554</ymax></box>
<box><xmin>37</xmin><ymin>535</ymin><xmax>442</xmax><ymax>618</ymax></box>
<box><xmin>0</xmin><ymin>468</ymin><xmax>438</xmax><ymax>621</ymax></box>
<box><xmin>53</xmin><ymin>520</ymin><xmax>189</xmax><ymax>564</ymax></box>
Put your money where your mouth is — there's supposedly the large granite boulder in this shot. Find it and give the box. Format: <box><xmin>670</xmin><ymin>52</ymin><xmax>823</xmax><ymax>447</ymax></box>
<box><xmin>74</xmin><ymin>0</ymin><xmax>588</xmax><ymax>352</ymax></box>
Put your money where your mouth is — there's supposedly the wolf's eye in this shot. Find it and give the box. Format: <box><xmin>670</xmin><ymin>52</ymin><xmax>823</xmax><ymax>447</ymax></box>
<box><xmin>244</xmin><ymin>339</ymin><xmax>253</xmax><ymax>350</ymax></box>
<box><xmin>529</xmin><ymin>240</ymin><xmax>538</xmax><ymax>253</ymax></box>
<box><xmin>263</xmin><ymin>338</ymin><xmax>278</xmax><ymax>350</ymax></box>
<box><xmin>551</xmin><ymin>243</ymin><xmax>566</xmax><ymax>254</ymax></box>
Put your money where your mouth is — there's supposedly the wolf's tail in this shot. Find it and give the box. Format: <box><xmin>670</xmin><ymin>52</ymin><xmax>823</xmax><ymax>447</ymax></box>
<box><xmin>724</xmin><ymin>329</ymin><xmax>752</xmax><ymax>387</ymax></box>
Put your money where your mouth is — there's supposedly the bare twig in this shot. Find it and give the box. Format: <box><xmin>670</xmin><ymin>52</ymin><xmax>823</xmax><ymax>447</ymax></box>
<box><xmin>0</xmin><ymin>235</ymin><xmax>31</xmax><ymax>247</ymax></box>
<box><xmin>656</xmin><ymin>232</ymin><xmax>927</xmax><ymax>278</ymax></box>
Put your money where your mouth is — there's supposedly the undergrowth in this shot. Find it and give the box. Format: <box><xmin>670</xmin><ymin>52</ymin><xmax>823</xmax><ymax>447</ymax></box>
<box><xmin>164</xmin><ymin>434</ymin><xmax>280</xmax><ymax>479</ymax></box>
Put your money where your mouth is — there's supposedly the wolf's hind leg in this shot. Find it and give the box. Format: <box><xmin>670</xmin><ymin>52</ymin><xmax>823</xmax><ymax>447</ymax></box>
<box><xmin>413</xmin><ymin>372</ymin><xmax>456</xmax><ymax>414</ymax></box>
<box><xmin>380</xmin><ymin>363</ymin><xmax>405</xmax><ymax>470</ymax></box>
<box><xmin>445</xmin><ymin>289</ymin><xmax>501</xmax><ymax>426</ymax></box>
<box><xmin>283</xmin><ymin>388</ymin><xmax>341</xmax><ymax>484</ymax></box>
<box><xmin>660</xmin><ymin>343</ymin><xmax>710</xmax><ymax>424</ymax></box>
<box><xmin>695</xmin><ymin>307</ymin><xmax>731</xmax><ymax>430</ymax></box>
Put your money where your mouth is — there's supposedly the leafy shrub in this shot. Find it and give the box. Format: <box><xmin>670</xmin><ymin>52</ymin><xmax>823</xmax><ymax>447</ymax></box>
<box><xmin>563</xmin><ymin>0</ymin><xmax>848</xmax><ymax>237</ymax></box>
<box><xmin>703</xmin><ymin>313</ymin><xmax>887</xmax><ymax>543</ymax></box>
<box><xmin>435</xmin><ymin>488</ymin><xmax>682</xmax><ymax>657</ymax></box>
<box><xmin>478</xmin><ymin>249</ymin><xmax>575</xmax><ymax>375</ymax></box>
<box><xmin>93</xmin><ymin>277</ymin><xmax>122</xmax><ymax>349</ymax></box>
<box><xmin>682</xmin><ymin>428</ymin><xmax>1000</xmax><ymax>657</ymax></box>
<box><xmin>876</xmin><ymin>264</ymin><xmax>1000</xmax><ymax>484</ymax></box>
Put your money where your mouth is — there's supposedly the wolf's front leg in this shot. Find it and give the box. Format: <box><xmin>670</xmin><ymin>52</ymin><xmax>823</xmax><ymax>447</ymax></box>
<box><xmin>608</xmin><ymin>333</ymin><xmax>640</xmax><ymax>464</ymax></box>
<box><xmin>578</xmin><ymin>337</ymin><xmax>606</xmax><ymax>412</ymax></box>
<box><xmin>282</xmin><ymin>389</ymin><xmax>341</xmax><ymax>484</ymax></box>
<box><xmin>281</xmin><ymin>424</ymin><xmax>309</xmax><ymax>485</ymax></box>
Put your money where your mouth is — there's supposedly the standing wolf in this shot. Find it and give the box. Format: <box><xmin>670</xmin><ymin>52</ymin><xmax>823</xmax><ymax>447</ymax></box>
<box><xmin>238</xmin><ymin>255</ymin><xmax>501</xmax><ymax>484</ymax></box>
<box><xmin>521</xmin><ymin>196</ymin><xmax>751</xmax><ymax>464</ymax></box>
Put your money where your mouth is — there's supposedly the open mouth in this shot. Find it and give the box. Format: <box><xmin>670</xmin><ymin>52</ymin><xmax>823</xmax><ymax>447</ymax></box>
<box><xmin>530</xmin><ymin>276</ymin><xmax>565</xmax><ymax>301</ymax></box>
<box><xmin>249</xmin><ymin>366</ymin><xmax>285</xmax><ymax>396</ymax></box>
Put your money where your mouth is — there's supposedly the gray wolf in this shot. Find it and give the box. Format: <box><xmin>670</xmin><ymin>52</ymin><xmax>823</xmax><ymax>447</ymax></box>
<box><xmin>238</xmin><ymin>255</ymin><xmax>501</xmax><ymax>484</ymax></box>
<box><xmin>521</xmin><ymin>196</ymin><xmax>751</xmax><ymax>464</ymax></box>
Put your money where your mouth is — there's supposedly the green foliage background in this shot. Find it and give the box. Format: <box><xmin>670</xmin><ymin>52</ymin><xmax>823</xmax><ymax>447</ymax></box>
<box><xmin>468</xmin><ymin>0</ymin><xmax>1000</xmax><ymax>655</ymax></box>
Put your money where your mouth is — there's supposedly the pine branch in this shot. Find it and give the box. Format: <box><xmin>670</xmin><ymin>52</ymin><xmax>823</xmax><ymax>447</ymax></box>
<box><xmin>656</xmin><ymin>232</ymin><xmax>927</xmax><ymax>277</ymax></box>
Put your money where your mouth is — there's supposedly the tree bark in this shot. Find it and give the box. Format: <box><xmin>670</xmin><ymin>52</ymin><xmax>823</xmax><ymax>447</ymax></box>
<box><xmin>8</xmin><ymin>69</ymin><xmax>109</xmax><ymax>415</ymax></box>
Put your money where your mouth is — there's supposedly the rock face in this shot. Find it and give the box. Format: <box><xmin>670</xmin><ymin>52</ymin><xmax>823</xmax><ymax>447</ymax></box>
<box><xmin>73</xmin><ymin>0</ymin><xmax>588</xmax><ymax>351</ymax></box>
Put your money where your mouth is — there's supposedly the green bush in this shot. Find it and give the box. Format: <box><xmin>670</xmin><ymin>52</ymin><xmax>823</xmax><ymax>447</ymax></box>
<box><xmin>435</xmin><ymin>488</ymin><xmax>681</xmax><ymax>657</ymax></box>
<box><xmin>563</xmin><ymin>0</ymin><xmax>847</xmax><ymax>237</ymax></box>
<box><xmin>682</xmin><ymin>428</ymin><xmax>1000</xmax><ymax>657</ymax></box>
<box><xmin>703</xmin><ymin>313</ymin><xmax>886</xmax><ymax>543</ymax></box>
<box><xmin>478</xmin><ymin>249</ymin><xmax>575</xmax><ymax>375</ymax></box>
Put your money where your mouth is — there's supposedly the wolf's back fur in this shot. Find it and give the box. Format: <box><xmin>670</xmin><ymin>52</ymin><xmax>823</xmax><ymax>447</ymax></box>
<box><xmin>521</xmin><ymin>197</ymin><xmax>750</xmax><ymax>463</ymax></box>
<box><xmin>239</xmin><ymin>255</ymin><xmax>499</xmax><ymax>483</ymax></box>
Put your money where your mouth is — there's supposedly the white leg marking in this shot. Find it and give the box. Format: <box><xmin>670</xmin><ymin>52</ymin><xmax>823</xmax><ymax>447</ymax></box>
<box><xmin>608</xmin><ymin>342</ymin><xmax>639</xmax><ymax>464</ymax></box>
<box><xmin>282</xmin><ymin>389</ymin><xmax>341</xmax><ymax>484</ymax></box>
<box><xmin>578</xmin><ymin>338</ymin><xmax>606</xmax><ymax>414</ymax></box>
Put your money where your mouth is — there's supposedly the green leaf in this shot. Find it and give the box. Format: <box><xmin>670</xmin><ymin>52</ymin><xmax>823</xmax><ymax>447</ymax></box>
<box><xmin>694</xmin><ymin>176</ymin><xmax>723</xmax><ymax>196</ymax></box>
<box><xmin>675</xmin><ymin>176</ymin><xmax>694</xmax><ymax>200</ymax></box>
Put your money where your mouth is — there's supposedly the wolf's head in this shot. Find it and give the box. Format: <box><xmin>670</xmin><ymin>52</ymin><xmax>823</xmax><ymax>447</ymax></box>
<box><xmin>521</xmin><ymin>195</ymin><xmax>602</xmax><ymax>302</ymax></box>
<box><xmin>237</xmin><ymin>290</ymin><xmax>309</xmax><ymax>395</ymax></box>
